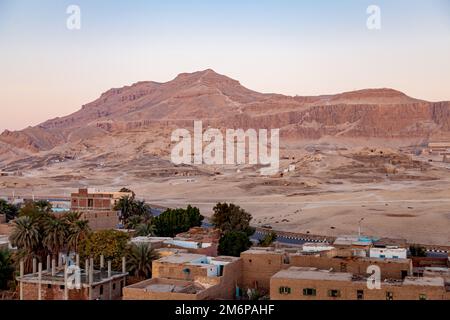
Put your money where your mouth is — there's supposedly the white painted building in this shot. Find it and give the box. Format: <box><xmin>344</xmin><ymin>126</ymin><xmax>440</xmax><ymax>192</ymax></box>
<box><xmin>302</xmin><ymin>243</ymin><xmax>335</xmax><ymax>253</ymax></box>
<box><xmin>370</xmin><ymin>247</ymin><xmax>407</xmax><ymax>259</ymax></box>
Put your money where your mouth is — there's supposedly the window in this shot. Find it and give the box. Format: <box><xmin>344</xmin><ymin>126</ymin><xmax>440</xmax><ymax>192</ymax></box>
<box><xmin>386</xmin><ymin>292</ymin><xmax>394</xmax><ymax>300</ymax></box>
<box><xmin>328</xmin><ymin>290</ymin><xmax>341</xmax><ymax>298</ymax></box>
<box><xmin>303</xmin><ymin>288</ymin><xmax>316</xmax><ymax>296</ymax></box>
<box><xmin>419</xmin><ymin>294</ymin><xmax>427</xmax><ymax>301</ymax></box>
<box><xmin>392</xmin><ymin>256</ymin><xmax>399</xmax><ymax>259</ymax></box>
<box><xmin>59</xmin><ymin>285</ymin><xmax>64</xmax><ymax>290</ymax></box>
<box><xmin>47</xmin><ymin>284</ymin><xmax>52</xmax><ymax>289</ymax></box>
<box><xmin>100</xmin><ymin>285</ymin><xmax>104</xmax><ymax>295</ymax></box>
<box><xmin>357</xmin><ymin>290</ymin><xmax>364</xmax><ymax>300</ymax></box>
<box><xmin>113</xmin><ymin>283</ymin><xmax>116</xmax><ymax>290</ymax></box>
<box><xmin>380</xmin><ymin>255</ymin><xmax>386</xmax><ymax>258</ymax></box>
<box><xmin>88</xmin><ymin>199</ymin><xmax>94</xmax><ymax>207</ymax></box>
<box><xmin>248</xmin><ymin>259</ymin><xmax>252</xmax><ymax>263</ymax></box>
<box><xmin>279</xmin><ymin>287</ymin><xmax>291</xmax><ymax>295</ymax></box>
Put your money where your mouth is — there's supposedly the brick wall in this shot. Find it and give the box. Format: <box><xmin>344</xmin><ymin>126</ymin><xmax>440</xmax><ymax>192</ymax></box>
<box><xmin>80</xmin><ymin>211</ymin><xmax>120</xmax><ymax>231</ymax></box>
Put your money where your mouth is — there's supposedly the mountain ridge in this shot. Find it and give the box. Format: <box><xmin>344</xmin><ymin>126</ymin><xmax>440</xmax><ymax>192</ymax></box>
<box><xmin>1</xmin><ymin>69</ymin><xmax>449</xmax><ymax>167</ymax></box>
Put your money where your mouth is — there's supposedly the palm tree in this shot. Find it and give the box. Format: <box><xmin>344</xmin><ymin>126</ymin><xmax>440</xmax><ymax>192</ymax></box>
<box><xmin>135</xmin><ymin>223</ymin><xmax>156</xmax><ymax>237</ymax></box>
<box><xmin>9</xmin><ymin>216</ymin><xmax>41</xmax><ymax>272</ymax></box>
<box><xmin>68</xmin><ymin>219</ymin><xmax>91</xmax><ymax>253</ymax></box>
<box><xmin>127</xmin><ymin>215</ymin><xmax>144</xmax><ymax>230</ymax></box>
<box><xmin>64</xmin><ymin>211</ymin><xmax>82</xmax><ymax>223</ymax></box>
<box><xmin>43</xmin><ymin>216</ymin><xmax>69</xmax><ymax>255</ymax></box>
<box><xmin>34</xmin><ymin>200</ymin><xmax>53</xmax><ymax>213</ymax></box>
<box><xmin>126</xmin><ymin>243</ymin><xmax>159</xmax><ymax>280</ymax></box>
<box><xmin>9</xmin><ymin>216</ymin><xmax>40</xmax><ymax>251</ymax></box>
<box><xmin>0</xmin><ymin>249</ymin><xmax>14</xmax><ymax>290</ymax></box>
<box><xmin>115</xmin><ymin>196</ymin><xmax>135</xmax><ymax>226</ymax></box>
<box><xmin>133</xmin><ymin>200</ymin><xmax>150</xmax><ymax>217</ymax></box>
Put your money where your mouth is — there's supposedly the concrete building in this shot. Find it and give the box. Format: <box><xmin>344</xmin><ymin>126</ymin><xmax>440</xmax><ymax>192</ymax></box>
<box><xmin>16</xmin><ymin>256</ymin><xmax>127</xmax><ymax>300</ymax></box>
<box><xmin>270</xmin><ymin>267</ymin><xmax>449</xmax><ymax>300</ymax></box>
<box><xmin>70</xmin><ymin>188</ymin><xmax>133</xmax><ymax>230</ymax></box>
<box><xmin>123</xmin><ymin>253</ymin><xmax>241</xmax><ymax>300</ymax></box>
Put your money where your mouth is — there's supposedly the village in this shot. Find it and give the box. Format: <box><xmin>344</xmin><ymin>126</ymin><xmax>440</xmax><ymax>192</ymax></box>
<box><xmin>0</xmin><ymin>186</ymin><xmax>449</xmax><ymax>301</ymax></box>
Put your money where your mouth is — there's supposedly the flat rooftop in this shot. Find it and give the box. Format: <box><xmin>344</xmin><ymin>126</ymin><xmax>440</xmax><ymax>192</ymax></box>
<box><xmin>157</xmin><ymin>253</ymin><xmax>206</xmax><ymax>264</ymax></box>
<box><xmin>403</xmin><ymin>276</ymin><xmax>445</xmax><ymax>287</ymax></box>
<box><xmin>126</xmin><ymin>278</ymin><xmax>208</xmax><ymax>295</ymax></box>
<box><xmin>156</xmin><ymin>253</ymin><xmax>238</xmax><ymax>265</ymax></box>
<box><xmin>272</xmin><ymin>267</ymin><xmax>354</xmax><ymax>282</ymax></box>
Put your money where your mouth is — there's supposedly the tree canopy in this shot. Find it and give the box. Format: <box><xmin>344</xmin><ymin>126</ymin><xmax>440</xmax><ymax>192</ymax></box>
<box><xmin>0</xmin><ymin>199</ymin><xmax>19</xmax><ymax>222</ymax></box>
<box><xmin>218</xmin><ymin>231</ymin><xmax>252</xmax><ymax>257</ymax></box>
<box><xmin>78</xmin><ymin>230</ymin><xmax>130</xmax><ymax>270</ymax></box>
<box><xmin>153</xmin><ymin>205</ymin><xmax>203</xmax><ymax>237</ymax></box>
<box><xmin>211</xmin><ymin>203</ymin><xmax>255</xmax><ymax>236</ymax></box>
<box><xmin>258</xmin><ymin>231</ymin><xmax>277</xmax><ymax>247</ymax></box>
<box><xmin>0</xmin><ymin>249</ymin><xmax>14</xmax><ymax>290</ymax></box>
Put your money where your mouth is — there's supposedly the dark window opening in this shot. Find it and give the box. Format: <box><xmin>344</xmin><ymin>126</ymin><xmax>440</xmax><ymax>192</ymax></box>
<box><xmin>303</xmin><ymin>288</ymin><xmax>316</xmax><ymax>296</ymax></box>
<box><xmin>386</xmin><ymin>292</ymin><xmax>394</xmax><ymax>300</ymax></box>
<box><xmin>328</xmin><ymin>290</ymin><xmax>341</xmax><ymax>298</ymax></box>
<box><xmin>357</xmin><ymin>290</ymin><xmax>364</xmax><ymax>300</ymax></box>
<box><xmin>279</xmin><ymin>287</ymin><xmax>291</xmax><ymax>295</ymax></box>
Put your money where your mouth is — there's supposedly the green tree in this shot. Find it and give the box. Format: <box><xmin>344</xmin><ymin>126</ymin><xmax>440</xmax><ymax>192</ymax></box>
<box><xmin>43</xmin><ymin>216</ymin><xmax>70</xmax><ymax>255</ymax></box>
<box><xmin>133</xmin><ymin>200</ymin><xmax>150</xmax><ymax>217</ymax></box>
<box><xmin>9</xmin><ymin>216</ymin><xmax>40</xmax><ymax>252</ymax></box>
<box><xmin>218</xmin><ymin>231</ymin><xmax>252</xmax><ymax>257</ymax></box>
<box><xmin>115</xmin><ymin>196</ymin><xmax>136</xmax><ymax>226</ymax></box>
<box><xmin>0</xmin><ymin>249</ymin><xmax>14</xmax><ymax>290</ymax></box>
<box><xmin>259</xmin><ymin>231</ymin><xmax>277</xmax><ymax>247</ymax></box>
<box><xmin>153</xmin><ymin>205</ymin><xmax>203</xmax><ymax>237</ymax></box>
<box><xmin>79</xmin><ymin>230</ymin><xmax>130</xmax><ymax>270</ymax></box>
<box><xmin>119</xmin><ymin>188</ymin><xmax>136</xmax><ymax>199</ymax></box>
<box><xmin>126</xmin><ymin>243</ymin><xmax>159</xmax><ymax>280</ymax></box>
<box><xmin>135</xmin><ymin>222</ymin><xmax>156</xmax><ymax>237</ymax></box>
<box><xmin>0</xmin><ymin>199</ymin><xmax>19</xmax><ymax>222</ymax></box>
<box><xmin>409</xmin><ymin>244</ymin><xmax>427</xmax><ymax>257</ymax></box>
<box><xmin>211</xmin><ymin>203</ymin><xmax>255</xmax><ymax>236</ymax></box>
<box><xmin>9</xmin><ymin>216</ymin><xmax>42</xmax><ymax>272</ymax></box>
<box><xmin>34</xmin><ymin>200</ymin><xmax>53</xmax><ymax>213</ymax></box>
<box><xmin>67</xmin><ymin>218</ymin><xmax>91</xmax><ymax>253</ymax></box>
<box><xmin>127</xmin><ymin>215</ymin><xmax>144</xmax><ymax>230</ymax></box>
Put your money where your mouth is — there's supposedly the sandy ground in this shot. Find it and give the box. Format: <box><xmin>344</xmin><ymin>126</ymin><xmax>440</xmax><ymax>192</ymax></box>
<box><xmin>1</xmin><ymin>148</ymin><xmax>449</xmax><ymax>246</ymax></box>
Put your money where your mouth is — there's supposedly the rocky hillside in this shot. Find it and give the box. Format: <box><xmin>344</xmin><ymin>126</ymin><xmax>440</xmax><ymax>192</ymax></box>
<box><xmin>1</xmin><ymin>69</ymin><xmax>449</xmax><ymax>167</ymax></box>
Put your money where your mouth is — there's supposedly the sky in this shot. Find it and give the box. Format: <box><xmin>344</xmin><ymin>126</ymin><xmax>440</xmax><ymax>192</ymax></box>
<box><xmin>0</xmin><ymin>0</ymin><xmax>449</xmax><ymax>131</ymax></box>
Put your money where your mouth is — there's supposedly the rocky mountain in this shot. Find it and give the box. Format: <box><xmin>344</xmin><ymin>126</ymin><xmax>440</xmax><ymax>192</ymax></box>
<box><xmin>1</xmin><ymin>69</ymin><xmax>449</xmax><ymax>168</ymax></box>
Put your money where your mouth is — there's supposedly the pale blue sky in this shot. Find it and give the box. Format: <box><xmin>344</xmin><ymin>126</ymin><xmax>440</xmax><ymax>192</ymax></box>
<box><xmin>0</xmin><ymin>0</ymin><xmax>449</xmax><ymax>131</ymax></box>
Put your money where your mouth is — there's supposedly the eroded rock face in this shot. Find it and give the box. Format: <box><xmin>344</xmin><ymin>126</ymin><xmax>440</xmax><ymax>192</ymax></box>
<box><xmin>0</xmin><ymin>70</ymin><xmax>449</xmax><ymax>166</ymax></box>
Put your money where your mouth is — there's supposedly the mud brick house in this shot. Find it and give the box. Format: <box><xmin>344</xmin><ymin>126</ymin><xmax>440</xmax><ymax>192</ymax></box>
<box><xmin>123</xmin><ymin>253</ymin><xmax>241</xmax><ymax>300</ymax></box>
<box><xmin>270</xmin><ymin>267</ymin><xmax>449</xmax><ymax>300</ymax></box>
